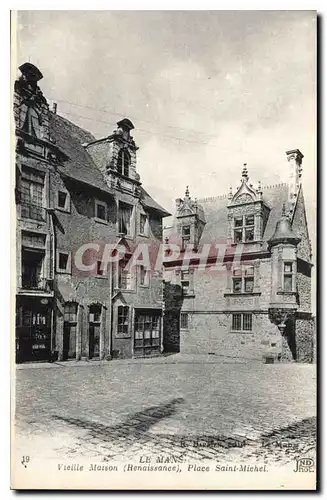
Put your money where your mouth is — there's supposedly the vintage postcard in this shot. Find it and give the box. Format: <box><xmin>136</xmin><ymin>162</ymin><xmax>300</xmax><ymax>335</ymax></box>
<box><xmin>11</xmin><ymin>10</ymin><xmax>317</xmax><ymax>490</ymax></box>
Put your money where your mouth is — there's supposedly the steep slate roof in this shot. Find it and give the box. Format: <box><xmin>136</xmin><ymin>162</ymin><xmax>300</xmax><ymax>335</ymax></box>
<box><xmin>50</xmin><ymin>112</ymin><xmax>113</xmax><ymax>194</ymax></box>
<box><xmin>50</xmin><ymin>112</ymin><xmax>170</xmax><ymax>216</ymax></box>
<box><xmin>198</xmin><ymin>183</ymin><xmax>290</xmax><ymax>246</ymax></box>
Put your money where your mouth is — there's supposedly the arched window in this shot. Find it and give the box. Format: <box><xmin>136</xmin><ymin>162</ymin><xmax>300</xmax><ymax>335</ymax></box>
<box><xmin>117</xmin><ymin>149</ymin><xmax>130</xmax><ymax>177</ymax></box>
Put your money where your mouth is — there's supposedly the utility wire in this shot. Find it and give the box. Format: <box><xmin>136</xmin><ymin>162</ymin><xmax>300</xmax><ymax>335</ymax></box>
<box><xmin>49</xmin><ymin>97</ymin><xmax>219</xmax><ymax>141</ymax></box>
<box><xmin>59</xmin><ymin>110</ymin><xmax>212</xmax><ymax>146</ymax></box>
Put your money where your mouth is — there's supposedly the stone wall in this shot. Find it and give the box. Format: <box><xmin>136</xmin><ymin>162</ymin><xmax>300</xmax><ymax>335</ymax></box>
<box><xmin>296</xmin><ymin>317</ymin><xmax>315</xmax><ymax>363</ymax></box>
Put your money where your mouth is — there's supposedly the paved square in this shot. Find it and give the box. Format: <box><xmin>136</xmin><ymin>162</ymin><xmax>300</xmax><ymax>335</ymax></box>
<box><xmin>14</xmin><ymin>357</ymin><xmax>316</xmax><ymax>465</ymax></box>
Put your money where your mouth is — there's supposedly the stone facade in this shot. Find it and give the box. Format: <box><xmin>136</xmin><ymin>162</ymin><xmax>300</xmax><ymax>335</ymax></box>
<box><xmin>163</xmin><ymin>164</ymin><xmax>315</xmax><ymax>363</ymax></box>
<box><xmin>14</xmin><ymin>63</ymin><xmax>170</xmax><ymax>363</ymax></box>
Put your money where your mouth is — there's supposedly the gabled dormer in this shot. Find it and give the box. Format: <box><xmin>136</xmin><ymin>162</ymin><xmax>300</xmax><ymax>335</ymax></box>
<box><xmin>14</xmin><ymin>62</ymin><xmax>67</xmax><ymax>163</ymax></box>
<box><xmin>174</xmin><ymin>186</ymin><xmax>206</xmax><ymax>251</ymax></box>
<box><xmin>227</xmin><ymin>165</ymin><xmax>270</xmax><ymax>249</ymax></box>
<box><xmin>85</xmin><ymin>118</ymin><xmax>141</xmax><ymax>197</ymax></box>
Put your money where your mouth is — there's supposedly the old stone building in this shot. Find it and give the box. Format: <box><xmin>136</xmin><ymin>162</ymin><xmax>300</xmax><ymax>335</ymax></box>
<box><xmin>163</xmin><ymin>157</ymin><xmax>315</xmax><ymax>362</ymax></box>
<box><xmin>14</xmin><ymin>62</ymin><xmax>170</xmax><ymax>363</ymax></box>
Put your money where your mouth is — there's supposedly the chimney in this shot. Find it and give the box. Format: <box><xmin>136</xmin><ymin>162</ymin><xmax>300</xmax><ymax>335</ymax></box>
<box><xmin>286</xmin><ymin>149</ymin><xmax>303</xmax><ymax>205</ymax></box>
<box><xmin>52</xmin><ymin>102</ymin><xmax>57</xmax><ymax>114</ymax></box>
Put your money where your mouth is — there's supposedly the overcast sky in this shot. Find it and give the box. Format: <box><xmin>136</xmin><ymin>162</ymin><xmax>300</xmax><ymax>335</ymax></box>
<box><xmin>15</xmin><ymin>10</ymin><xmax>316</xmax><ymax>306</ymax></box>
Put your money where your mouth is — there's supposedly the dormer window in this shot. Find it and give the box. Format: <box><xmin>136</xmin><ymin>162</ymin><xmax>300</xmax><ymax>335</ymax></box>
<box><xmin>117</xmin><ymin>149</ymin><xmax>130</xmax><ymax>177</ymax></box>
<box><xmin>182</xmin><ymin>225</ymin><xmax>191</xmax><ymax>250</ymax></box>
<box><xmin>233</xmin><ymin>215</ymin><xmax>255</xmax><ymax>243</ymax></box>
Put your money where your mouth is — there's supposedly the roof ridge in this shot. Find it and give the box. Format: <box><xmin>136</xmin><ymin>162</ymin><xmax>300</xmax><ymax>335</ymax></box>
<box><xmin>197</xmin><ymin>182</ymin><xmax>288</xmax><ymax>203</ymax></box>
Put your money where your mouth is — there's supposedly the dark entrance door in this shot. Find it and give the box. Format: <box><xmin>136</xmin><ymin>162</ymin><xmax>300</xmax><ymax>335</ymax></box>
<box><xmin>16</xmin><ymin>299</ymin><xmax>51</xmax><ymax>362</ymax></box>
<box><xmin>89</xmin><ymin>304</ymin><xmax>101</xmax><ymax>359</ymax></box>
<box><xmin>134</xmin><ymin>310</ymin><xmax>161</xmax><ymax>357</ymax></box>
<box><xmin>63</xmin><ymin>324</ymin><xmax>77</xmax><ymax>360</ymax></box>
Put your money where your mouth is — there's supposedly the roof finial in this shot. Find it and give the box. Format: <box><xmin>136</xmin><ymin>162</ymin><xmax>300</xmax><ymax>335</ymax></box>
<box><xmin>241</xmin><ymin>163</ymin><xmax>249</xmax><ymax>181</ymax></box>
<box><xmin>281</xmin><ymin>203</ymin><xmax>286</xmax><ymax>216</ymax></box>
<box><xmin>185</xmin><ymin>185</ymin><xmax>190</xmax><ymax>198</ymax></box>
<box><xmin>228</xmin><ymin>186</ymin><xmax>233</xmax><ymax>199</ymax></box>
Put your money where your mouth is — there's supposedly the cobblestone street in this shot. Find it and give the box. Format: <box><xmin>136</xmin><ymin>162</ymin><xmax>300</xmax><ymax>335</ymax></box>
<box><xmin>14</xmin><ymin>356</ymin><xmax>316</xmax><ymax>467</ymax></box>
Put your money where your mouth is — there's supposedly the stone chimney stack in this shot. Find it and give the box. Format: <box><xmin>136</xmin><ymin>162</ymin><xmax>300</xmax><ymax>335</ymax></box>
<box><xmin>286</xmin><ymin>149</ymin><xmax>303</xmax><ymax>206</ymax></box>
<box><xmin>52</xmin><ymin>102</ymin><xmax>57</xmax><ymax>114</ymax></box>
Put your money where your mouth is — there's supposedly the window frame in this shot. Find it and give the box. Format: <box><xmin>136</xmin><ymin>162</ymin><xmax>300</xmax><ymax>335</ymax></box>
<box><xmin>231</xmin><ymin>313</ymin><xmax>253</xmax><ymax>332</ymax></box>
<box><xmin>57</xmin><ymin>251</ymin><xmax>71</xmax><ymax>274</ymax></box>
<box><xmin>233</xmin><ymin>215</ymin><xmax>255</xmax><ymax>243</ymax></box>
<box><xmin>56</xmin><ymin>190</ymin><xmax>71</xmax><ymax>213</ymax></box>
<box><xmin>117</xmin><ymin>256</ymin><xmax>135</xmax><ymax>291</ymax></box>
<box><xmin>139</xmin><ymin>213</ymin><xmax>149</xmax><ymax>236</ymax></box>
<box><xmin>117</xmin><ymin>305</ymin><xmax>130</xmax><ymax>337</ymax></box>
<box><xmin>283</xmin><ymin>261</ymin><xmax>295</xmax><ymax>292</ymax></box>
<box><xmin>180</xmin><ymin>312</ymin><xmax>189</xmax><ymax>330</ymax></box>
<box><xmin>232</xmin><ymin>267</ymin><xmax>255</xmax><ymax>294</ymax></box>
<box><xmin>94</xmin><ymin>199</ymin><xmax>107</xmax><ymax>223</ymax></box>
<box><xmin>117</xmin><ymin>149</ymin><xmax>131</xmax><ymax>177</ymax></box>
<box><xmin>139</xmin><ymin>265</ymin><xmax>150</xmax><ymax>287</ymax></box>
<box><xmin>118</xmin><ymin>202</ymin><xmax>133</xmax><ymax>237</ymax></box>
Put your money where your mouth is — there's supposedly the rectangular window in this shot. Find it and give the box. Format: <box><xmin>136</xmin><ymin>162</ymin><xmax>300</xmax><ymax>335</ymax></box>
<box><xmin>181</xmin><ymin>312</ymin><xmax>188</xmax><ymax>329</ymax></box>
<box><xmin>89</xmin><ymin>304</ymin><xmax>101</xmax><ymax>323</ymax></box>
<box><xmin>232</xmin><ymin>267</ymin><xmax>255</xmax><ymax>293</ymax></box>
<box><xmin>140</xmin><ymin>214</ymin><xmax>148</xmax><ymax>235</ymax></box>
<box><xmin>181</xmin><ymin>271</ymin><xmax>190</xmax><ymax>292</ymax></box>
<box><xmin>182</xmin><ymin>226</ymin><xmax>190</xmax><ymax>236</ymax></box>
<box><xmin>245</xmin><ymin>215</ymin><xmax>254</xmax><ymax>226</ymax></box>
<box><xmin>233</xmin><ymin>277</ymin><xmax>242</xmax><ymax>293</ymax></box>
<box><xmin>58</xmin><ymin>252</ymin><xmax>69</xmax><ymax>272</ymax></box>
<box><xmin>118</xmin><ymin>257</ymin><xmax>133</xmax><ymax>290</ymax></box>
<box><xmin>22</xmin><ymin>248</ymin><xmax>44</xmax><ymax>289</ymax></box>
<box><xmin>232</xmin><ymin>313</ymin><xmax>253</xmax><ymax>332</ymax></box>
<box><xmin>57</xmin><ymin>190</ymin><xmax>70</xmax><ymax>212</ymax></box>
<box><xmin>117</xmin><ymin>306</ymin><xmax>129</xmax><ymax>335</ymax></box>
<box><xmin>64</xmin><ymin>303</ymin><xmax>77</xmax><ymax>323</ymax></box>
<box><xmin>243</xmin><ymin>313</ymin><xmax>252</xmax><ymax>331</ymax></box>
<box><xmin>139</xmin><ymin>265</ymin><xmax>149</xmax><ymax>286</ymax></box>
<box><xmin>232</xmin><ymin>313</ymin><xmax>242</xmax><ymax>331</ymax></box>
<box><xmin>233</xmin><ymin>215</ymin><xmax>255</xmax><ymax>243</ymax></box>
<box><xmin>119</xmin><ymin>202</ymin><xmax>133</xmax><ymax>235</ymax></box>
<box><xmin>20</xmin><ymin>172</ymin><xmax>45</xmax><ymax>221</ymax></box>
<box><xmin>283</xmin><ymin>262</ymin><xmax>294</xmax><ymax>292</ymax></box>
<box><xmin>234</xmin><ymin>229</ymin><xmax>243</xmax><ymax>243</ymax></box>
<box><xmin>95</xmin><ymin>200</ymin><xmax>107</xmax><ymax>221</ymax></box>
<box><xmin>244</xmin><ymin>277</ymin><xmax>254</xmax><ymax>293</ymax></box>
